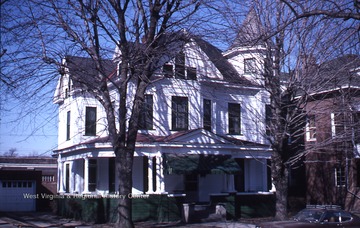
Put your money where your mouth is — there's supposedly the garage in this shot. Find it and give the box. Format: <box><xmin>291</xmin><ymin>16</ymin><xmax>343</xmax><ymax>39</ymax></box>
<box><xmin>0</xmin><ymin>180</ymin><xmax>36</xmax><ymax>211</ymax></box>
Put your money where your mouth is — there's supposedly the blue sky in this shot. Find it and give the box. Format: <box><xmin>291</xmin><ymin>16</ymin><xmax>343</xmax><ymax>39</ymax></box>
<box><xmin>0</xmin><ymin>93</ymin><xmax>58</xmax><ymax>157</ymax></box>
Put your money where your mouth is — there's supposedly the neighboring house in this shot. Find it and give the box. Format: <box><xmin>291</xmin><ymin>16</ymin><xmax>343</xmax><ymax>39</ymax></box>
<box><xmin>0</xmin><ymin>157</ymin><xmax>57</xmax><ymax>212</ymax></box>
<box><xmin>53</xmin><ymin>9</ymin><xmax>273</xmax><ymax>219</ymax></box>
<box><xmin>302</xmin><ymin>54</ymin><xmax>360</xmax><ymax>211</ymax></box>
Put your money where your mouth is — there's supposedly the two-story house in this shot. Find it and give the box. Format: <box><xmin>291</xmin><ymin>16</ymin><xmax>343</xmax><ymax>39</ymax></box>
<box><xmin>53</xmin><ymin>9</ymin><xmax>274</xmax><ymax>220</ymax></box>
<box><xmin>303</xmin><ymin>54</ymin><xmax>360</xmax><ymax>211</ymax></box>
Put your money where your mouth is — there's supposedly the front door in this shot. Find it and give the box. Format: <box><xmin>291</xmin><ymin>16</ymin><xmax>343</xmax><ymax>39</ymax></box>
<box><xmin>184</xmin><ymin>174</ymin><xmax>198</xmax><ymax>202</ymax></box>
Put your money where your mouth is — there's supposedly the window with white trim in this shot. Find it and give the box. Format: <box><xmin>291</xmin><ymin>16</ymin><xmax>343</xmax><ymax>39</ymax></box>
<box><xmin>228</xmin><ymin>103</ymin><xmax>241</xmax><ymax>135</ymax></box>
<box><xmin>335</xmin><ymin>167</ymin><xmax>346</xmax><ymax>187</ymax></box>
<box><xmin>244</xmin><ymin>58</ymin><xmax>257</xmax><ymax>73</ymax></box>
<box><xmin>331</xmin><ymin>113</ymin><xmax>345</xmax><ymax>138</ymax></box>
<box><xmin>306</xmin><ymin>114</ymin><xmax>316</xmax><ymax>141</ymax></box>
<box><xmin>172</xmin><ymin>96</ymin><xmax>188</xmax><ymax>130</ymax></box>
<box><xmin>85</xmin><ymin>107</ymin><xmax>97</xmax><ymax>136</ymax></box>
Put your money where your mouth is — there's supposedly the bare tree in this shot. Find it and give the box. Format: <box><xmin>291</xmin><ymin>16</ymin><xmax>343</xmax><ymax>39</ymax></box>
<box><xmin>2</xmin><ymin>148</ymin><xmax>18</xmax><ymax>157</ymax></box>
<box><xmin>214</xmin><ymin>0</ymin><xmax>359</xmax><ymax>220</ymax></box>
<box><xmin>1</xmin><ymin>0</ymin><xmax>206</xmax><ymax>227</ymax></box>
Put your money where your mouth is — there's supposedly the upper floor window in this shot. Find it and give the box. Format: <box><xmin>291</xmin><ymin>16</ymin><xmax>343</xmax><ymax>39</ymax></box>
<box><xmin>139</xmin><ymin>95</ymin><xmax>153</xmax><ymax>130</ymax></box>
<box><xmin>163</xmin><ymin>64</ymin><xmax>173</xmax><ymax>78</ymax></box>
<box><xmin>335</xmin><ymin>166</ymin><xmax>346</xmax><ymax>187</ymax></box>
<box><xmin>66</xmin><ymin>111</ymin><xmax>71</xmax><ymax>141</ymax></box>
<box><xmin>228</xmin><ymin>103</ymin><xmax>241</xmax><ymax>135</ymax></box>
<box><xmin>163</xmin><ymin>51</ymin><xmax>197</xmax><ymax>80</ymax></box>
<box><xmin>203</xmin><ymin>99</ymin><xmax>212</xmax><ymax>131</ymax></box>
<box><xmin>331</xmin><ymin>113</ymin><xmax>345</xmax><ymax>138</ymax></box>
<box><xmin>172</xmin><ymin>96</ymin><xmax>188</xmax><ymax>130</ymax></box>
<box><xmin>85</xmin><ymin>107</ymin><xmax>97</xmax><ymax>136</ymax></box>
<box><xmin>306</xmin><ymin>114</ymin><xmax>316</xmax><ymax>141</ymax></box>
<box><xmin>186</xmin><ymin>67</ymin><xmax>197</xmax><ymax>80</ymax></box>
<box><xmin>353</xmin><ymin>112</ymin><xmax>360</xmax><ymax>143</ymax></box>
<box><xmin>175</xmin><ymin>51</ymin><xmax>186</xmax><ymax>79</ymax></box>
<box><xmin>244</xmin><ymin>58</ymin><xmax>257</xmax><ymax>73</ymax></box>
<box><xmin>265</xmin><ymin>105</ymin><xmax>272</xmax><ymax>136</ymax></box>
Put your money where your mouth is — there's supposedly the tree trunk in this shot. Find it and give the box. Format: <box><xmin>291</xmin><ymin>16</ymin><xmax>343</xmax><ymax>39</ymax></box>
<box><xmin>115</xmin><ymin>147</ymin><xmax>134</xmax><ymax>228</ymax></box>
<box><xmin>272</xmin><ymin>151</ymin><xmax>289</xmax><ymax>220</ymax></box>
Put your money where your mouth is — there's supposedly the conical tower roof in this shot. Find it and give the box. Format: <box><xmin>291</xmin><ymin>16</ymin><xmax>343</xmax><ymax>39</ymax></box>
<box><xmin>230</xmin><ymin>7</ymin><xmax>266</xmax><ymax>48</ymax></box>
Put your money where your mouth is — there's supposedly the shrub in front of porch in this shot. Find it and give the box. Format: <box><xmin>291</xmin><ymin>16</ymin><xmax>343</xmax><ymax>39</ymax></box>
<box><xmin>56</xmin><ymin>194</ymin><xmax>184</xmax><ymax>223</ymax></box>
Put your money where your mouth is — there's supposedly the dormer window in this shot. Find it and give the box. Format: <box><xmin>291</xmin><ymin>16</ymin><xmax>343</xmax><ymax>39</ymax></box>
<box><xmin>187</xmin><ymin>67</ymin><xmax>197</xmax><ymax>80</ymax></box>
<box><xmin>163</xmin><ymin>64</ymin><xmax>173</xmax><ymax>78</ymax></box>
<box><xmin>244</xmin><ymin>58</ymin><xmax>257</xmax><ymax>73</ymax></box>
<box><xmin>163</xmin><ymin>51</ymin><xmax>197</xmax><ymax>80</ymax></box>
<box><xmin>175</xmin><ymin>51</ymin><xmax>186</xmax><ymax>79</ymax></box>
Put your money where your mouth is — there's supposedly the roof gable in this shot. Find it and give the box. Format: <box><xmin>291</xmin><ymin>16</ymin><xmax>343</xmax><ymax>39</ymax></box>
<box><xmin>308</xmin><ymin>54</ymin><xmax>360</xmax><ymax>95</ymax></box>
<box><xmin>230</xmin><ymin>7</ymin><xmax>266</xmax><ymax>48</ymax></box>
<box><xmin>164</xmin><ymin>129</ymin><xmax>229</xmax><ymax>144</ymax></box>
<box><xmin>193</xmin><ymin>37</ymin><xmax>257</xmax><ymax>86</ymax></box>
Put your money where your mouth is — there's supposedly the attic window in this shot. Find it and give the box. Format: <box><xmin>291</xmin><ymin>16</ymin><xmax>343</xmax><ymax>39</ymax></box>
<box><xmin>171</xmin><ymin>51</ymin><xmax>196</xmax><ymax>80</ymax></box>
<box><xmin>163</xmin><ymin>64</ymin><xmax>173</xmax><ymax>78</ymax></box>
<box><xmin>244</xmin><ymin>58</ymin><xmax>257</xmax><ymax>73</ymax></box>
<box><xmin>187</xmin><ymin>67</ymin><xmax>197</xmax><ymax>80</ymax></box>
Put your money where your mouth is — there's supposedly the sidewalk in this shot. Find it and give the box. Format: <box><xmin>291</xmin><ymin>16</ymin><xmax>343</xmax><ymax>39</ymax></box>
<box><xmin>0</xmin><ymin>212</ymin><xmax>257</xmax><ymax>228</ymax></box>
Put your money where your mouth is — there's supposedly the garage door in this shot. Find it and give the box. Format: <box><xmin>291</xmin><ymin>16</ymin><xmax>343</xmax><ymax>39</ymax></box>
<box><xmin>0</xmin><ymin>180</ymin><xmax>36</xmax><ymax>211</ymax></box>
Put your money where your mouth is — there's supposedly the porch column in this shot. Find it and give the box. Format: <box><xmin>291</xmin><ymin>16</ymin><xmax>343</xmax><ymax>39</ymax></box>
<box><xmin>146</xmin><ymin>156</ymin><xmax>154</xmax><ymax>194</ymax></box>
<box><xmin>83</xmin><ymin>157</ymin><xmax>90</xmax><ymax>194</ymax></box>
<box><xmin>58</xmin><ymin>159</ymin><xmax>65</xmax><ymax>194</ymax></box>
<box><xmin>155</xmin><ymin>156</ymin><xmax>165</xmax><ymax>193</ymax></box>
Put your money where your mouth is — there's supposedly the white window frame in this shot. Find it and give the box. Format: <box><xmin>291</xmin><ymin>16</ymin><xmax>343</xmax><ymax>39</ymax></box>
<box><xmin>306</xmin><ymin>114</ymin><xmax>316</xmax><ymax>141</ymax></box>
<box><xmin>331</xmin><ymin>113</ymin><xmax>345</xmax><ymax>138</ymax></box>
<box><xmin>335</xmin><ymin>167</ymin><xmax>346</xmax><ymax>187</ymax></box>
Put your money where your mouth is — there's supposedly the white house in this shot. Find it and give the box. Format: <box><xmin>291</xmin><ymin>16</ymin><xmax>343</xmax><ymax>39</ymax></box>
<box><xmin>53</xmin><ymin>9</ymin><xmax>273</xmax><ymax>204</ymax></box>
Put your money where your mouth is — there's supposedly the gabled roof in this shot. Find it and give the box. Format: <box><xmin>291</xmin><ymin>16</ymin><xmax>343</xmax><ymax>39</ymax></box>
<box><xmin>62</xmin><ymin>36</ymin><xmax>257</xmax><ymax>88</ymax></box>
<box><xmin>307</xmin><ymin>54</ymin><xmax>360</xmax><ymax>96</ymax></box>
<box><xmin>63</xmin><ymin>56</ymin><xmax>116</xmax><ymax>90</ymax></box>
<box><xmin>230</xmin><ymin>7</ymin><xmax>266</xmax><ymax>48</ymax></box>
<box><xmin>193</xmin><ymin>37</ymin><xmax>257</xmax><ymax>87</ymax></box>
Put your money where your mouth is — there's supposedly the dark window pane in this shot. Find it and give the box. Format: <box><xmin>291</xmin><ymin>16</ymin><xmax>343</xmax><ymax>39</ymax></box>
<box><xmin>229</xmin><ymin>103</ymin><xmax>241</xmax><ymax>134</ymax></box>
<box><xmin>139</xmin><ymin>95</ymin><xmax>153</xmax><ymax>130</ymax></box>
<box><xmin>265</xmin><ymin>105</ymin><xmax>272</xmax><ymax>136</ymax></box>
<box><xmin>66</xmin><ymin>111</ymin><xmax>71</xmax><ymax>140</ymax></box>
<box><xmin>175</xmin><ymin>51</ymin><xmax>185</xmax><ymax>79</ymax></box>
<box><xmin>163</xmin><ymin>64</ymin><xmax>173</xmax><ymax>78</ymax></box>
<box><xmin>89</xmin><ymin>159</ymin><xmax>97</xmax><ymax>191</ymax></box>
<box><xmin>187</xmin><ymin>67</ymin><xmax>197</xmax><ymax>80</ymax></box>
<box><xmin>172</xmin><ymin>97</ymin><xmax>188</xmax><ymax>130</ymax></box>
<box><xmin>85</xmin><ymin>107</ymin><xmax>97</xmax><ymax>136</ymax></box>
<box><xmin>244</xmin><ymin>58</ymin><xmax>257</xmax><ymax>73</ymax></box>
<box><xmin>203</xmin><ymin>99</ymin><xmax>212</xmax><ymax>131</ymax></box>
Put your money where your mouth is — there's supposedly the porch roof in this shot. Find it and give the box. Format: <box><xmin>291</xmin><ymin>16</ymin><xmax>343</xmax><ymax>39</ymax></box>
<box><xmin>163</xmin><ymin>153</ymin><xmax>242</xmax><ymax>175</ymax></box>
